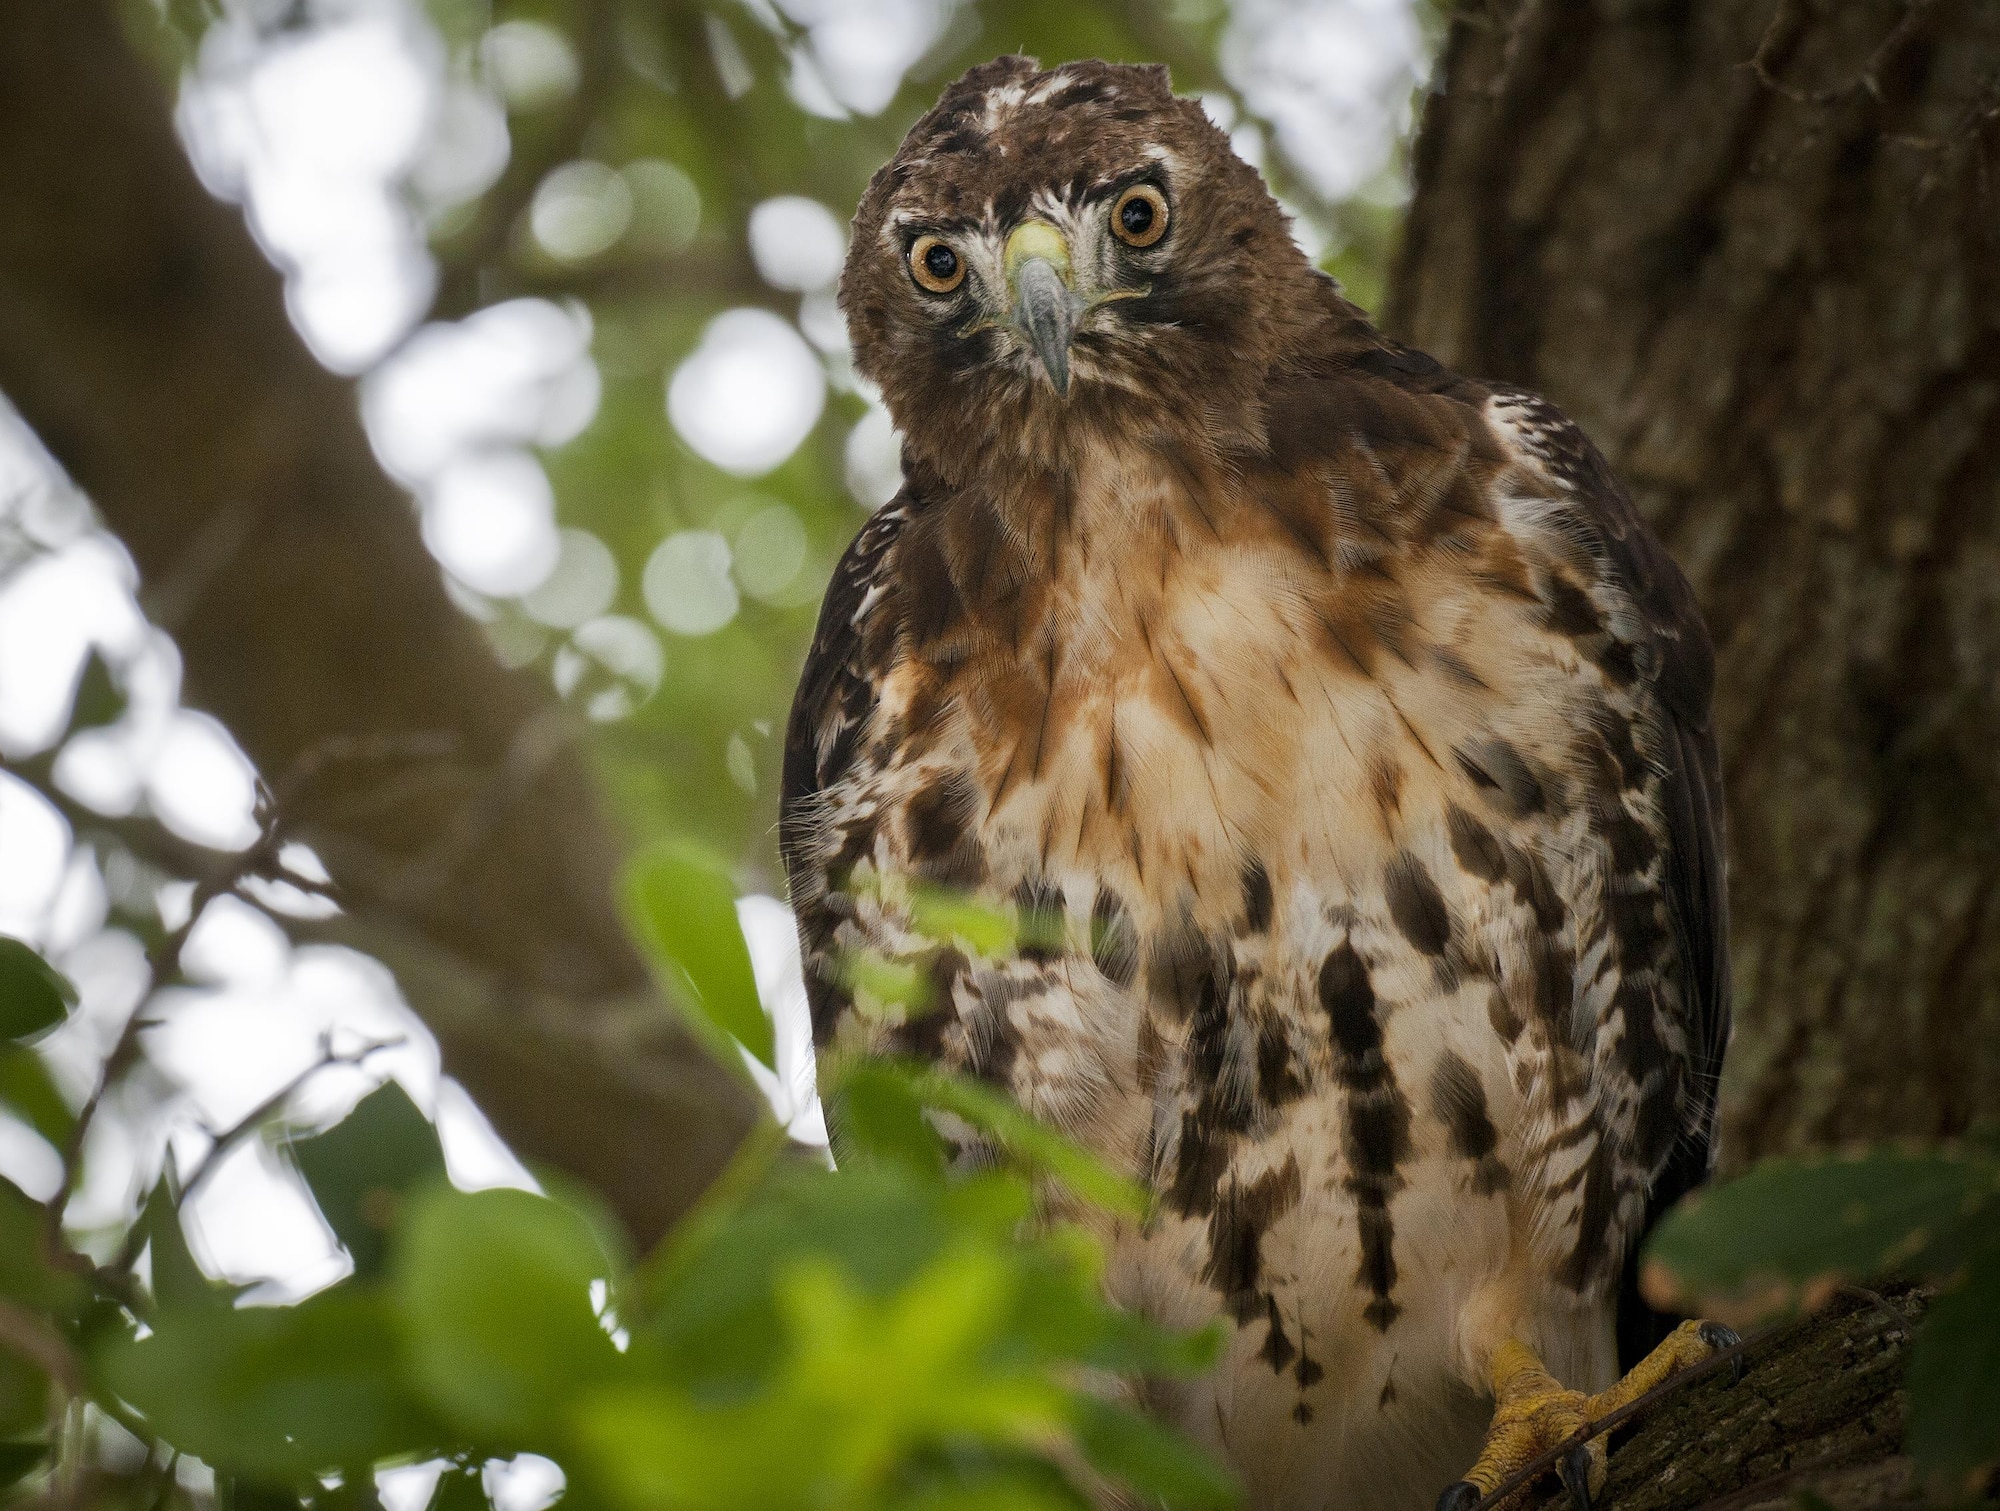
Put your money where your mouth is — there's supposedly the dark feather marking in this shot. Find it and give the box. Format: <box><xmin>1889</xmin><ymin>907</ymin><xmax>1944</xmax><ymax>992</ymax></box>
<box><xmin>1432</xmin><ymin>643</ymin><xmax>1490</xmax><ymax>689</ymax></box>
<box><xmin>1200</xmin><ymin>1155</ymin><xmax>1302</xmax><ymax>1321</ymax></box>
<box><xmin>1259</xmin><ymin>1294</ymin><xmax>1298</xmax><ymax>1371</ymax></box>
<box><xmin>1161</xmin><ymin>658</ymin><xmax>1212</xmax><ymax>745</ymax></box>
<box><xmin>1090</xmin><ymin>886</ymin><xmax>1139</xmax><ymax>987</ymax></box>
<box><xmin>1560</xmin><ymin>1140</ymin><xmax>1616</xmax><ymax>1291</ymax></box>
<box><xmin>1446</xmin><ymin>804</ymin><xmax>1506</xmax><ymax>884</ymax></box>
<box><xmin>905</xmin><ymin>770</ymin><xmax>985</xmax><ymax>886</ymax></box>
<box><xmin>1453</xmin><ymin>736</ymin><xmax>1549</xmax><ymax>817</ymax></box>
<box><xmin>1370</xmin><ymin>758</ymin><xmax>1404</xmax><ymax>826</ymax></box>
<box><xmin>1256</xmin><ymin>1016</ymin><xmax>1304</xmax><ymax>1107</ymax></box>
<box><xmin>1104</xmin><ymin>703</ymin><xmax>1127</xmax><ymax>812</ymax></box>
<box><xmin>967</xmin><ymin>985</ymin><xmax>1020</xmax><ymax>1087</ymax></box>
<box><xmin>1543</xmin><ymin>574</ymin><xmax>1602</xmax><ymax>638</ymax></box>
<box><xmin>1318</xmin><ymin>942</ymin><xmax>1409</xmax><ymax>1330</ymax></box>
<box><xmin>1449</xmin><ymin>805</ymin><xmax>1566</xmax><ymax>930</ymax></box>
<box><xmin>1383</xmin><ymin>691</ymin><xmax>1444</xmax><ymax>771</ymax></box>
<box><xmin>1384</xmin><ymin>852</ymin><xmax>1451</xmax><ymax>957</ymax></box>
<box><xmin>1028</xmin><ymin>637</ymin><xmax>1058</xmax><ymax>779</ymax></box>
<box><xmin>1170</xmin><ymin>1112</ymin><xmax>1233</xmax><ymax>1218</ymax></box>
<box><xmin>1242</xmin><ymin>858</ymin><xmax>1274</xmax><ymax>932</ymax></box>
<box><xmin>1429</xmin><ymin>1050</ymin><xmax>1510</xmax><ymax>1196</ymax></box>
<box><xmin>1169</xmin><ymin>929</ymin><xmax>1243</xmax><ymax>1215</ymax></box>
<box><xmin>893</xmin><ymin>947</ymin><xmax>967</xmax><ymax>1060</ymax></box>
<box><xmin>1524</xmin><ymin>931</ymin><xmax>1576</xmax><ymax>1034</ymax></box>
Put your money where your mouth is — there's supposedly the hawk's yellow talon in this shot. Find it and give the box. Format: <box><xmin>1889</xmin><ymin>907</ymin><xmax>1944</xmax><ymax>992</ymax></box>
<box><xmin>1444</xmin><ymin>1322</ymin><xmax>1737</xmax><ymax>1511</ymax></box>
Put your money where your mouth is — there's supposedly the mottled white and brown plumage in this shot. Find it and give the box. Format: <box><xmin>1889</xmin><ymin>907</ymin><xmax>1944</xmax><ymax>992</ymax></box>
<box><xmin>782</xmin><ymin>57</ymin><xmax>1731</xmax><ymax>1511</ymax></box>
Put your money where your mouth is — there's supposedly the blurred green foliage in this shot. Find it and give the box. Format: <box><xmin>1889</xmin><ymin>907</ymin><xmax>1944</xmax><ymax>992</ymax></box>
<box><xmin>1644</xmin><ymin>1137</ymin><xmax>2000</xmax><ymax>1491</ymax></box>
<box><xmin>0</xmin><ymin>932</ymin><xmax>1233</xmax><ymax>1509</ymax></box>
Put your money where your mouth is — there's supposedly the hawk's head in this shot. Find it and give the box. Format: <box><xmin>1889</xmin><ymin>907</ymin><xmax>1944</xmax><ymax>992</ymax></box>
<box><xmin>841</xmin><ymin>56</ymin><xmax>1320</xmax><ymax>487</ymax></box>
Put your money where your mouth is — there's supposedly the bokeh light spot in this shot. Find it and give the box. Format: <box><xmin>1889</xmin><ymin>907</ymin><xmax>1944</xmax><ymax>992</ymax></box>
<box><xmin>521</xmin><ymin>528</ymin><xmax>620</xmax><ymax>629</ymax></box>
<box><xmin>623</xmin><ymin>160</ymin><xmax>702</xmax><ymax>252</ymax></box>
<box><xmin>553</xmin><ymin>616</ymin><xmax>664</xmax><ymax>721</ymax></box>
<box><xmin>147</xmin><ymin>712</ymin><xmax>260</xmax><ymax>852</ymax></box>
<box><xmin>733</xmin><ymin>504</ymin><xmax>809</xmax><ymax>601</ymax></box>
<box><xmin>480</xmin><ymin>21</ymin><xmax>579</xmax><ymax>112</ymax></box>
<box><xmin>0</xmin><ymin>771</ymin><xmax>69</xmax><ymax>935</ymax></box>
<box><xmin>421</xmin><ymin>452</ymin><xmax>561</xmax><ymax>598</ymax></box>
<box><xmin>643</xmin><ymin>531</ymin><xmax>740</xmax><ymax>637</ymax></box>
<box><xmin>748</xmin><ymin>196</ymin><xmax>847</xmax><ymax>292</ymax></box>
<box><xmin>531</xmin><ymin>161</ymin><xmax>634</xmax><ymax>263</ymax></box>
<box><xmin>667</xmin><ymin>310</ymin><xmax>825</xmax><ymax>477</ymax></box>
<box><xmin>844</xmin><ymin>407</ymin><xmax>903</xmax><ymax>509</ymax></box>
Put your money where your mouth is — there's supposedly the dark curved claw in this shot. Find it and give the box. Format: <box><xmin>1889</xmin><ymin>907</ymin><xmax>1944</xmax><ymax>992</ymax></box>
<box><xmin>1436</xmin><ymin>1481</ymin><xmax>1483</xmax><ymax>1511</ymax></box>
<box><xmin>1557</xmin><ymin>1443</ymin><xmax>1596</xmax><ymax>1511</ymax></box>
<box><xmin>1698</xmin><ymin>1320</ymin><xmax>1745</xmax><ymax>1384</ymax></box>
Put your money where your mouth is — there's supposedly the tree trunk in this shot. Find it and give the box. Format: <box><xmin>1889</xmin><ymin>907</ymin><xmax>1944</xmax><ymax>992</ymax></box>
<box><xmin>0</xmin><ymin>0</ymin><xmax>756</xmax><ymax>1248</ymax></box>
<box><xmin>1389</xmin><ymin>0</ymin><xmax>2000</xmax><ymax>1167</ymax></box>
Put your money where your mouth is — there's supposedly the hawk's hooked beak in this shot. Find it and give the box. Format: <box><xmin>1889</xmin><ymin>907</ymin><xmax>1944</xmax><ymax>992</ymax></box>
<box><xmin>1003</xmin><ymin>221</ymin><xmax>1084</xmax><ymax>396</ymax></box>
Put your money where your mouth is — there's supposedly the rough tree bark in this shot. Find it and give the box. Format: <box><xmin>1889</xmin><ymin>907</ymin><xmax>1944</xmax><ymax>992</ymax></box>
<box><xmin>0</xmin><ymin>0</ymin><xmax>756</xmax><ymax>1248</ymax></box>
<box><xmin>1390</xmin><ymin>1</ymin><xmax>2000</xmax><ymax>1502</ymax></box>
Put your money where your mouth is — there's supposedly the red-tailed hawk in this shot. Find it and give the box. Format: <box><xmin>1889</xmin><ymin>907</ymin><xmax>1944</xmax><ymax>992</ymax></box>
<box><xmin>783</xmin><ymin>56</ymin><xmax>1735</xmax><ymax>1511</ymax></box>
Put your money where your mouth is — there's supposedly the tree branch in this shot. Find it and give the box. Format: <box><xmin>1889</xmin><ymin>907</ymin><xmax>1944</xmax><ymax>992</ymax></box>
<box><xmin>0</xmin><ymin>0</ymin><xmax>756</xmax><ymax>1249</ymax></box>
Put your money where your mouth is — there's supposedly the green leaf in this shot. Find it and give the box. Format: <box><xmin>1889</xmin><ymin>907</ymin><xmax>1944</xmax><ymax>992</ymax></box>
<box><xmin>907</xmin><ymin>886</ymin><xmax>1020</xmax><ymax>958</ymax></box>
<box><xmin>393</xmin><ymin>1184</ymin><xmax>625</xmax><ymax>1443</ymax></box>
<box><xmin>891</xmin><ymin>1062</ymin><xmax>1150</xmax><ymax>1219</ymax></box>
<box><xmin>0</xmin><ymin>1441</ymin><xmax>46</xmax><ymax>1493</ymax></box>
<box><xmin>426</xmin><ymin>1466</ymin><xmax>490</xmax><ymax>1511</ymax></box>
<box><xmin>0</xmin><ymin>1344</ymin><xmax>47</xmax><ymax>1439</ymax></box>
<box><xmin>96</xmin><ymin>1288</ymin><xmax>437</xmax><ymax>1480</ymax></box>
<box><xmin>1642</xmin><ymin>1145</ymin><xmax>2000</xmax><ymax>1318</ymax></box>
<box><xmin>622</xmin><ymin>840</ymin><xmax>774</xmax><ymax>1070</ymax></box>
<box><xmin>0</xmin><ymin>1179</ymin><xmax>85</xmax><ymax>1317</ymax></box>
<box><xmin>631</xmin><ymin>1161</ymin><xmax>951</xmax><ymax>1392</ymax></box>
<box><xmin>285</xmin><ymin>1083</ymin><xmax>447</xmax><ymax>1279</ymax></box>
<box><xmin>1905</xmin><ymin>1256</ymin><xmax>2000</xmax><ymax>1482</ymax></box>
<box><xmin>1072</xmin><ymin>1398</ymin><xmax>1240</xmax><ymax>1509</ymax></box>
<box><xmin>0</xmin><ymin>1045</ymin><xmax>73</xmax><ymax>1149</ymax></box>
<box><xmin>138</xmin><ymin>1172</ymin><xmax>242</xmax><ymax>1314</ymax></box>
<box><xmin>69</xmin><ymin>651</ymin><xmax>127</xmax><ymax>733</ymax></box>
<box><xmin>838</xmin><ymin>948</ymin><xmax>936</xmax><ymax>1020</ymax></box>
<box><xmin>0</xmin><ymin>939</ymin><xmax>76</xmax><ymax>1044</ymax></box>
<box><xmin>829</xmin><ymin>1061</ymin><xmax>947</xmax><ymax>1177</ymax></box>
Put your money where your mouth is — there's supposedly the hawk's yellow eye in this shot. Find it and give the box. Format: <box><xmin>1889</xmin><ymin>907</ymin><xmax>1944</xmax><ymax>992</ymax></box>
<box><xmin>1111</xmin><ymin>184</ymin><xmax>1169</xmax><ymax>248</ymax></box>
<box><xmin>908</xmin><ymin>235</ymin><xmax>965</xmax><ymax>293</ymax></box>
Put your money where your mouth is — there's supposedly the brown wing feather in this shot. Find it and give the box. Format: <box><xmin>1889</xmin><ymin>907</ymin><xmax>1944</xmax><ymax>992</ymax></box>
<box><xmin>780</xmin><ymin>493</ymin><xmax>912</xmax><ymax>1036</ymax></box>
<box><xmin>1480</xmin><ymin>383</ymin><xmax>1732</xmax><ymax>1365</ymax></box>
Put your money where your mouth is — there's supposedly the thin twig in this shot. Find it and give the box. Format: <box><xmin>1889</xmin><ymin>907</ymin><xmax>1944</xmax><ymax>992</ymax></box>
<box><xmin>1463</xmin><ymin>1325</ymin><xmax>1777</xmax><ymax>1511</ymax></box>
<box><xmin>103</xmin><ymin>1032</ymin><xmax>403</xmax><ymax>1281</ymax></box>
